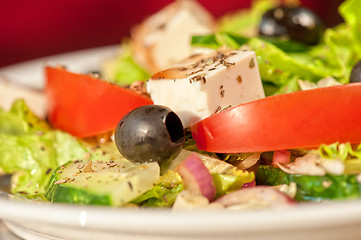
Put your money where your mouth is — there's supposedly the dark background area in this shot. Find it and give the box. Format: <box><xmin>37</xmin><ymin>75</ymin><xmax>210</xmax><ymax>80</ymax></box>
<box><xmin>0</xmin><ymin>0</ymin><xmax>344</xmax><ymax>67</ymax></box>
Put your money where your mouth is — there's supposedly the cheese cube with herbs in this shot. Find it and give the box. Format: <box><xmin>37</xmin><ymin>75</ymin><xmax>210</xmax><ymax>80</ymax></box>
<box><xmin>146</xmin><ymin>49</ymin><xmax>265</xmax><ymax>128</ymax></box>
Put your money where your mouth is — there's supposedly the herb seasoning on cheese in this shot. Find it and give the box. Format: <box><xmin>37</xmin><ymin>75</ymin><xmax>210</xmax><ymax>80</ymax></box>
<box><xmin>146</xmin><ymin>48</ymin><xmax>265</xmax><ymax>127</ymax></box>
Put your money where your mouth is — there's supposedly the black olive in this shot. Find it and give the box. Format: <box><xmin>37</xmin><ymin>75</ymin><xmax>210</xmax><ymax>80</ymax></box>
<box><xmin>259</xmin><ymin>6</ymin><xmax>325</xmax><ymax>45</ymax></box>
<box><xmin>114</xmin><ymin>105</ymin><xmax>185</xmax><ymax>166</ymax></box>
<box><xmin>350</xmin><ymin>60</ymin><xmax>361</xmax><ymax>83</ymax></box>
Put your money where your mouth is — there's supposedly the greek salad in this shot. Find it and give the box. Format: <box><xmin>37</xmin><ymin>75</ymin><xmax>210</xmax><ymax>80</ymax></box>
<box><xmin>1</xmin><ymin>0</ymin><xmax>361</xmax><ymax>210</ymax></box>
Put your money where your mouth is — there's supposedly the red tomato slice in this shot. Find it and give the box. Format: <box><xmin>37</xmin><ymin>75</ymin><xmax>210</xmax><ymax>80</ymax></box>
<box><xmin>45</xmin><ymin>66</ymin><xmax>153</xmax><ymax>138</ymax></box>
<box><xmin>191</xmin><ymin>83</ymin><xmax>361</xmax><ymax>153</ymax></box>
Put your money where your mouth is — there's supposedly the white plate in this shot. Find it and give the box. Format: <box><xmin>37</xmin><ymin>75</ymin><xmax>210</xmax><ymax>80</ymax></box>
<box><xmin>2</xmin><ymin>191</ymin><xmax>361</xmax><ymax>240</ymax></box>
<box><xmin>0</xmin><ymin>45</ymin><xmax>117</xmax><ymax>89</ymax></box>
<box><xmin>1</xmin><ymin>46</ymin><xmax>361</xmax><ymax>240</ymax></box>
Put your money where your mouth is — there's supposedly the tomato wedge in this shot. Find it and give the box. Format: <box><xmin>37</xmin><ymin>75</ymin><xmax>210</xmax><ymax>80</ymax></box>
<box><xmin>45</xmin><ymin>66</ymin><xmax>153</xmax><ymax>138</ymax></box>
<box><xmin>191</xmin><ymin>83</ymin><xmax>361</xmax><ymax>153</ymax></box>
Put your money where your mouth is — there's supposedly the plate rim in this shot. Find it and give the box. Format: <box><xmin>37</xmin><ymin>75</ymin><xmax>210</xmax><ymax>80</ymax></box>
<box><xmin>1</xmin><ymin>190</ymin><xmax>361</xmax><ymax>234</ymax></box>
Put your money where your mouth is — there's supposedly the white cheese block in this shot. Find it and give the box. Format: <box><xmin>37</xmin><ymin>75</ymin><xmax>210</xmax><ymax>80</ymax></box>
<box><xmin>146</xmin><ymin>49</ymin><xmax>265</xmax><ymax>128</ymax></box>
<box><xmin>131</xmin><ymin>0</ymin><xmax>214</xmax><ymax>73</ymax></box>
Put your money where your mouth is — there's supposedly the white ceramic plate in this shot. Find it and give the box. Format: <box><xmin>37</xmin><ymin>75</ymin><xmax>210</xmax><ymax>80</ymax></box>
<box><xmin>0</xmin><ymin>45</ymin><xmax>117</xmax><ymax>89</ymax></box>
<box><xmin>1</xmin><ymin>46</ymin><xmax>361</xmax><ymax>240</ymax></box>
<box><xmin>2</xmin><ymin>191</ymin><xmax>361</xmax><ymax>240</ymax></box>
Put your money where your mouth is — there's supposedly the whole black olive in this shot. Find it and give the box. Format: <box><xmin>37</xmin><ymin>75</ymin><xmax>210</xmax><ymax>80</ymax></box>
<box><xmin>114</xmin><ymin>105</ymin><xmax>185</xmax><ymax>166</ymax></box>
<box><xmin>350</xmin><ymin>60</ymin><xmax>361</xmax><ymax>83</ymax></box>
<box><xmin>259</xmin><ymin>6</ymin><xmax>325</xmax><ymax>45</ymax></box>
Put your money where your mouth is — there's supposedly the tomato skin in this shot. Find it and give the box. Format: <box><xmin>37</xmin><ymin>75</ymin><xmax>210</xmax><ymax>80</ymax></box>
<box><xmin>191</xmin><ymin>83</ymin><xmax>361</xmax><ymax>153</ymax></box>
<box><xmin>45</xmin><ymin>67</ymin><xmax>153</xmax><ymax>138</ymax></box>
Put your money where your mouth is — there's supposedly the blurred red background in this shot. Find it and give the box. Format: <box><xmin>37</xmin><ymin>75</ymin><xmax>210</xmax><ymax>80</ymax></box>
<box><xmin>0</xmin><ymin>0</ymin><xmax>343</xmax><ymax>67</ymax></box>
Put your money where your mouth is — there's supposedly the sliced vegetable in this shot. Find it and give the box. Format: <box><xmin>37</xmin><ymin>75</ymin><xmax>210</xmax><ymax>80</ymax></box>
<box><xmin>339</xmin><ymin>0</ymin><xmax>361</xmax><ymax>57</ymax></box>
<box><xmin>45</xmin><ymin>66</ymin><xmax>153</xmax><ymax>138</ymax></box>
<box><xmin>0</xmin><ymin>100</ymin><xmax>86</xmax><ymax>196</ymax></box>
<box><xmin>217</xmin><ymin>0</ymin><xmax>277</xmax><ymax>37</ymax></box>
<box><xmin>191</xmin><ymin>32</ymin><xmax>308</xmax><ymax>53</ymax></box>
<box><xmin>275</xmin><ymin>152</ymin><xmax>330</xmax><ymax>176</ymax></box>
<box><xmin>168</xmin><ymin>149</ymin><xmax>240</xmax><ymax>175</ymax></box>
<box><xmin>191</xmin><ymin>83</ymin><xmax>361</xmax><ymax>153</ymax></box>
<box><xmin>242</xmin><ymin>179</ymin><xmax>255</xmax><ymax>189</ymax></box>
<box><xmin>257</xmin><ymin>165</ymin><xmax>361</xmax><ymax>201</ymax></box>
<box><xmin>175</xmin><ymin>153</ymin><xmax>216</xmax><ymax>201</ymax></box>
<box><xmin>45</xmin><ymin>160</ymin><xmax>160</xmax><ymax>206</ymax></box>
<box><xmin>212</xmin><ymin>171</ymin><xmax>254</xmax><ymax>198</ymax></box>
<box><xmin>0</xmin><ymin>99</ymin><xmax>50</xmax><ymax>135</ymax></box>
<box><xmin>0</xmin><ymin>130</ymin><xmax>87</xmax><ymax>196</ymax></box>
<box><xmin>318</xmin><ymin>142</ymin><xmax>361</xmax><ymax>174</ymax></box>
<box><xmin>100</xmin><ymin>43</ymin><xmax>150</xmax><ymax>85</ymax></box>
<box><xmin>131</xmin><ymin>170</ymin><xmax>183</xmax><ymax>207</ymax></box>
<box><xmin>273</xmin><ymin>150</ymin><xmax>291</xmax><ymax>165</ymax></box>
<box><xmin>172</xmin><ymin>190</ymin><xmax>211</xmax><ymax>210</ymax></box>
<box><xmin>215</xmin><ymin>186</ymin><xmax>295</xmax><ymax>209</ymax></box>
<box><xmin>247</xmin><ymin>38</ymin><xmax>329</xmax><ymax>85</ymax></box>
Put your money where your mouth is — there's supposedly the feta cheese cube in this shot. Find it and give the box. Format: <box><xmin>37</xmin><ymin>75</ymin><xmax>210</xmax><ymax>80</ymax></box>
<box><xmin>131</xmin><ymin>0</ymin><xmax>215</xmax><ymax>73</ymax></box>
<box><xmin>146</xmin><ymin>49</ymin><xmax>265</xmax><ymax>128</ymax></box>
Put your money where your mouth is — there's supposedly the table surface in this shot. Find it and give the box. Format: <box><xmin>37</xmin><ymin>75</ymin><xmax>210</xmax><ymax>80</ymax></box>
<box><xmin>0</xmin><ymin>0</ymin><xmax>343</xmax><ymax>68</ymax></box>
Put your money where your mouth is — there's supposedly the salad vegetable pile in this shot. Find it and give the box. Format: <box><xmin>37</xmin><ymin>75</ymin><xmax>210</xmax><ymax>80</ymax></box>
<box><xmin>1</xmin><ymin>0</ymin><xmax>361</xmax><ymax>209</ymax></box>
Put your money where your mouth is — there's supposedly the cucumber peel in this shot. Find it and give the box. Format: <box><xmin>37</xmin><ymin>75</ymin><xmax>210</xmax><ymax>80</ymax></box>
<box><xmin>256</xmin><ymin>165</ymin><xmax>361</xmax><ymax>201</ymax></box>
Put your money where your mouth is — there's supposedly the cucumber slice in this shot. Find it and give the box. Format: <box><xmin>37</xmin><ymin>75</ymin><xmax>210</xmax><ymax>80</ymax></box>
<box><xmin>256</xmin><ymin>165</ymin><xmax>361</xmax><ymax>201</ymax></box>
<box><xmin>45</xmin><ymin>160</ymin><xmax>160</xmax><ymax>206</ymax></box>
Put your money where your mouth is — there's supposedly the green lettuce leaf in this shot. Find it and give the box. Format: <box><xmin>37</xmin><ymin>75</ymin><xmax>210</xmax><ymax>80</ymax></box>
<box><xmin>273</xmin><ymin>76</ymin><xmax>300</xmax><ymax>95</ymax></box>
<box><xmin>131</xmin><ymin>183</ymin><xmax>183</xmax><ymax>207</ymax></box>
<box><xmin>0</xmin><ymin>101</ymin><xmax>87</xmax><ymax>196</ymax></box>
<box><xmin>131</xmin><ymin>170</ymin><xmax>183</xmax><ymax>207</ymax></box>
<box><xmin>191</xmin><ymin>34</ymin><xmax>220</xmax><ymax>49</ymax></box>
<box><xmin>218</xmin><ymin>0</ymin><xmax>277</xmax><ymax>37</ymax></box>
<box><xmin>191</xmin><ymin>32</ymin><xmax>307</xmax><ymax>53</ymax></box>
<box><xmin>319</xmin><ymin>142</ymin><xmax>361</xmax><ymax>174</ymax></box>
<box><xmin>257</xmin><ymin>165</ymin><xmax>361</xmax><ymax>201</ymax></box>
<box><xmin>101</xmin><ymin>42</ymin><xmax>150</xmax><ymax>85</ymax></box>
<box><xmin>0</xmin><ymin>99</ymin><xmax>50</xmax><ymax>135</ymax></box>
<box><xmin>247</xmin><ymin>38</ymin><xmax>330</xmax><ymax>85</ymax></box>
<box><xmin>306</xmin><ymin>24</ymin><xmax>359</xmax><ymax>84</ymax></box>
<box><xmin>259</xmin><ymin>37</ymin><xmax>308</xmax><ymax>53</ymax></box>
<box><xmin>0</xmin><ymin>131</ymin><xmax>86</xmax><ymax>196</ymax></box>
<box><xmin>339</xmin><ymin>0</ymin><xmax>361</xmax><ymax>57</ymax></box>
<box><xmin>212</xmin><ymin>170</ymin><xmax>254</xmax><ymax>198</ymax></box>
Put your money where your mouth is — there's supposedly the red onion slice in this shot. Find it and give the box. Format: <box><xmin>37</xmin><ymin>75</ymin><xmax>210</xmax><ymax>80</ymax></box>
<box><xmin>242</xmin><ymin>179</ymin><xmax>255</xmax><ymax>189</ymax></box>
<box><xmin>176</xmin><ymin>153</ymin><xmax>216</xmax><ymax>201</ymax></box>
<box><xmin>273</xmin><ymin>150</ymin><xmax>291</xmax><ymax>165</ymax></box>
<box><xmin>215</xmin><ymin>186</ymin><xmax>296</xmax><ymax>209</ymax></box>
